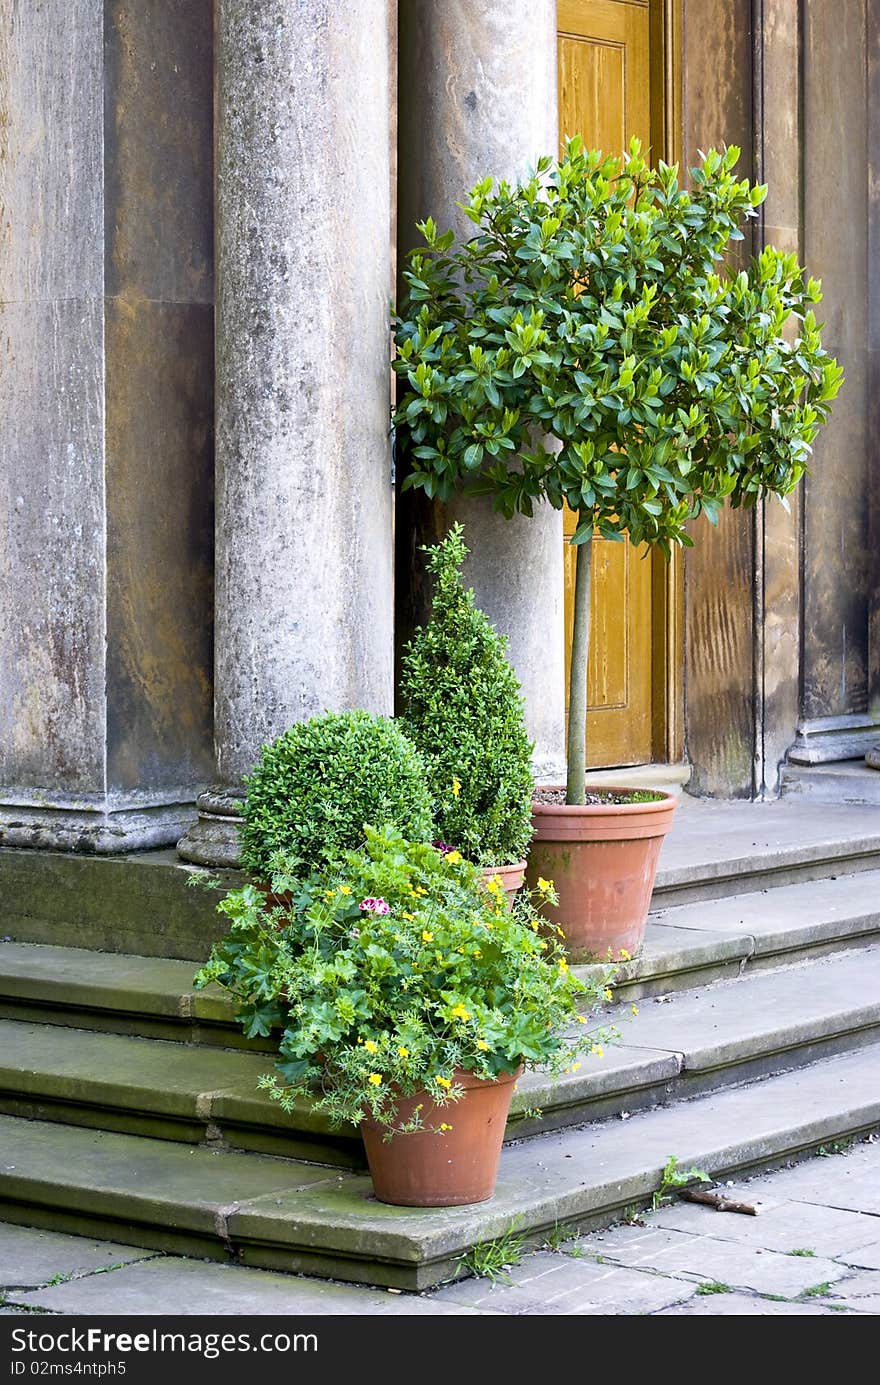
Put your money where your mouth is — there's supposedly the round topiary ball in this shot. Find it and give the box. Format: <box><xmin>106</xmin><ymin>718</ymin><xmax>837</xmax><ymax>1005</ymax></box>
<box><xmin>240</xmin><ymin>710</ymin><xmax>434</xmax><ymax>879</ymax></box>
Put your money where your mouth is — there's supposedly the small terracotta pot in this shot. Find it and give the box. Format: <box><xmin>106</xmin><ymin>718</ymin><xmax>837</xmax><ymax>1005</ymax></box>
<box><xmin>480</xmin><ymin>860</ymin><xmax>527</xmax><ymax>908</ymax></box>
<box><xmin>360</xmin><ymin>1065</ymin><xmax>521</xmax><ymax>1207</ymax></box>
<box><xmin>526</xmin><ymin>787</ymin><xmax>677</xmax><ymax>962</ymax></box>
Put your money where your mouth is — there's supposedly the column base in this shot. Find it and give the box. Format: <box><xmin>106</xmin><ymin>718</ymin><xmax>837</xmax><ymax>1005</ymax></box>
<box><xmin>866</xmin><ymin>746</ymin><xmax>880</xmax><ymax>770</ymax></box>
<box><xmin>0</xmin><ymin>798</ymin><xmax>197</xmax><ymax>854</ymax></box>
<box><xmin>176</xmin><ymin>786</ymin><xmax>244</xmax><ymax>867</ymax></box>
<box><xmin>787</xmin><ymin>714</ymin><xmax>880</xmax><ymax>764</ymax></box>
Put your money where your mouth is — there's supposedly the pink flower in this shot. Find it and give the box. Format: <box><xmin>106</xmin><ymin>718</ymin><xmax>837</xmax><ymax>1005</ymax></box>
<box><xmin>359</xmin><ymin>897</ymin><xmax>391</xmax><ymax>915</ymax></box>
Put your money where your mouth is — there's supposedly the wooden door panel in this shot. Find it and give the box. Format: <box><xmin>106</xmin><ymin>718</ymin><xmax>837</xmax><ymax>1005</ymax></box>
<box><xmin>557</xmin><ymin>0</ymin><xmax>655</xmax><ymax>767</ymax></box>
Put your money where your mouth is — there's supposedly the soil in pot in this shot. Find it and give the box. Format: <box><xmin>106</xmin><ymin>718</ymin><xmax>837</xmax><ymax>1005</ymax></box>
<box><xmin>360</xmin><ymin>1065</ymin><xmax>520</xmax><ymax>1207</ymax></box>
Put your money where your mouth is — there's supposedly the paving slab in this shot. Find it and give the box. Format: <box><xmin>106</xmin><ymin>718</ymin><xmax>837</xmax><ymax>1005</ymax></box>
<box><xmin>5</xmin><ymin>1256</ymin><xmax>488</xmax><ymax>1317</ymax></box>
<box><xmin>821</xmin><ymin>1269</ymin><xmax>880</xmax><ymax>1312</ymax></box>
<box><xmin>655</xmin><ymin>1292</ymin><xmax>842</xmax><ymax>1315</ymax></box>
<box><xmin>576</xmin><ymin>1223</ymin><xmax>848</xmax><ymax>1296</ymax></box>
<box><xmin>651</xmin><ymin>1196</ymin><xmax>880</xmax><ymax>1258</ymax></box>
<box><xmin>433</xmin><ymin>1254</ymin><xmax>696</xmax><ymax>1315</ymax></box>
<box><xmin>836</xmin><ymin>1241</ymin><xmax>880</xmax><ymax>1270</ymax></box>
<box><xmin>0</xmin><ymin>1224</ymin><xmax>151</xmax><ymax>1290</ymax></box>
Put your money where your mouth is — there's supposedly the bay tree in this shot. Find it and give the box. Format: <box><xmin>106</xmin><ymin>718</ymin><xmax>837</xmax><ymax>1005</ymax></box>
<box><xmin>392</xmin><ymin>138</ymin><xmax>842</xmax><ymax>805</ymax></box>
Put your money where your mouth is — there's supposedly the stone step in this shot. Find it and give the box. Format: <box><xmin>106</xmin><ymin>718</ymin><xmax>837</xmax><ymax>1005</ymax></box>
<box><xmin>1</xmin><ymin>1043</ymin><xmax>878</xmax><ymax>1289</ymax></box>
<box><xmin>2</xmin><ymin>948</ymin><xmax>879</xmax><ymax>1156</ymax></box>
<box><xmin>3</xmin><ymin>868</ymin><xmax>879</xmax><ymax>1053</ymax></box>
<box><xmin>651</xmin><ymin>799</ymin><xmax>880</xmax><ymax>909</ymax></box>
<box><xmin>4</xmin><ymin>801</ymin><xmax>880</xmax><ymax>963</ymax></box>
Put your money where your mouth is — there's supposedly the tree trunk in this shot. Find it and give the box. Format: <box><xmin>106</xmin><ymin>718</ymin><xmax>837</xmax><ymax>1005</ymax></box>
<box><xmin>566</xmin><ymin>526</ymin><xmax>592</xmax><ymax>805</ymax></box>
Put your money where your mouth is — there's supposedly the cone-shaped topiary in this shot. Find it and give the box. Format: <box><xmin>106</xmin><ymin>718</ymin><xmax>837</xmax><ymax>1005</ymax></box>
<box><xmin>399</xmin><ymin>523</ymin><xmax>534</xmax><ymax>865</ymax></box>
<box><xmin>240</xmin><ymin>710</ymin><xmax>434</xmax><ymax>879</ymax></box>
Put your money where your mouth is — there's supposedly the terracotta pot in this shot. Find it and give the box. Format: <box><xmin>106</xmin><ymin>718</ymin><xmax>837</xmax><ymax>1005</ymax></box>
<box><xmin>480</xmin><ymin>860</ymin><xmax>527</xmax><ymax>908</ymax></box>
<box><xmin>360</xmin><ymin>1065</ymin><xmax>521</xmax><ymax>1207</ymax></box>
<box><xmin>526</xmin><ymin>787</ymin><xmax>677</xmax><ymax>962</ymax></box>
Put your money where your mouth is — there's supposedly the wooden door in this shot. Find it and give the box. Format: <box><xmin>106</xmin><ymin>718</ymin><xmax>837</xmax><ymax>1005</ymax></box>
<box><xmin>558</xmin><ymin>0</ymin><xmax>657</xmax><ymax>767</ymax></box>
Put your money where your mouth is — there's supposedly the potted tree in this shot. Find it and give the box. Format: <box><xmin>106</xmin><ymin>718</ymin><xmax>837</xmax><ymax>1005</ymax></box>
<box><xmin>399</xmin><ymin>522</ymin><xmax>535</xmax><ymax>905</ymax></box>
<box><xmin>195</xmin><ymin>826</ymin><xmax>611</xmax><ymax>1206</ymax></box>
<box><xmin>392</xmin><ymin>138</ymin><xmax>842</xmax><ymax>959</ymax></box>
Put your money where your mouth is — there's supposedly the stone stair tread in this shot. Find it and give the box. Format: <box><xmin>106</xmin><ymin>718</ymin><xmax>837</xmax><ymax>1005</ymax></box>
<box><xmin>2</xmin><ymin>1043</ymin><xmax>879</xmax><ymax>1287</ymax></box>
<box><xmin>649</xmin><ymin>869</ymin><xmax>880</xmax><ymax>953</ymax></box>
<box><xmin>652</xmin><ymin>799</ymin><xmax>880</xmax><ymax>904</ymax></box>
<box><xmin>0</xmin><ymin>942</ymin><xmax>204</xmax><ymax>1018</ymax></box>
<box><xmin>2</xmin><ymin>947</ymin><xmax>880</xmax><ymax>1141</ymax></box>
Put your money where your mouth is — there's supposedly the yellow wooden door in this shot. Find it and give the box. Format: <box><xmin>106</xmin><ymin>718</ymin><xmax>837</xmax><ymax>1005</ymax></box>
<box><xmin>558</xmin><ymin>0</ymin><xmax>655</xmax><ymax>766</ymax></box>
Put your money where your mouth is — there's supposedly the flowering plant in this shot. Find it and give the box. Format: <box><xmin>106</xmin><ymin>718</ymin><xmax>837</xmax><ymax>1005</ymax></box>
<box><xmin>194</xmin><ymin>826</ymin><xmax>614</xmax><ymax>1133</ymax></box>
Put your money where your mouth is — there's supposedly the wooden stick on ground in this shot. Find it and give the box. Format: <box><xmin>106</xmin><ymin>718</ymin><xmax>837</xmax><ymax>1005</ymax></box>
<box><xmin>680</xmin><ymin>1187</ymin><xmax>759</xmax><ymax>1215</ymax></box>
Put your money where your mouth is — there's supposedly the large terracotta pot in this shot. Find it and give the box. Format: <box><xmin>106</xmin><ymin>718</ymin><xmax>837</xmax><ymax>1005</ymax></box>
<box><xmin>526</xmin><ymin>787</ymin><xmax>677</xmax><ymax>962</ymax></box>
<box><xmin>480</xmin><ymin>860</ymin><xmax>527</xmax><ymax>908</ymax></box>
<box><xmin>360</xmin><ymin>1065</ymin><xmax>520</xmax><ymax>1207</ymax></box>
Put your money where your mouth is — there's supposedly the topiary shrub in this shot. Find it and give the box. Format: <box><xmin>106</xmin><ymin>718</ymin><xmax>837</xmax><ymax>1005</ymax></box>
<box><xmin>240</xmin><ymin>710</ymin><xmax>434</xmax><ymax>879</ymax></box>
<box><xmin>399</xmin><ymin>523</ymin><xmax>534</xmax><ymax>865</ymax></box>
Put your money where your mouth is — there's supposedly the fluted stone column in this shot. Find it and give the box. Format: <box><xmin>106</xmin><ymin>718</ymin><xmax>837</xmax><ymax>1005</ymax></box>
<box><xmin>178</xmin><ymin>0</ymin><xmax>394</xmax><ymax>865</ymax></box>
<box><xmin>396</xmin><ymin>0</ymin><xmax>566</xmax><ymax>782</ymax></box>
<box><xmin>0</xmin><ymin>2</ymin><xmax>215</xmax><ymax>853</ymax></box>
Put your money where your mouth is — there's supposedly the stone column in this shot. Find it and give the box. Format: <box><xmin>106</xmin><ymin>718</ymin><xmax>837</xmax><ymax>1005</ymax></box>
<box><xmin>0</xmin><ymin>2</ymin><xmax>214</xmax><ymax>852</ymax></box>
<box><xmin>395</xmin><ymin>0</ymin><xmax>566</xmax><ymax>782</ymax></box>
<box><xmin>786</xmin><ymin>0</ymin><xmax>877</xmax><ymax>768</ymax></box>
<box><xmin>178</xmin><ymin>0</ymin><xmax>395</xmax><ymax>865</ymax></box>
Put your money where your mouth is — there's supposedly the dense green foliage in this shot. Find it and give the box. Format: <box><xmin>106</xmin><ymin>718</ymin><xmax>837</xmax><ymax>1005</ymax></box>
<box><xmin>393</xmin><ymin>138</ymin><xmax>842</xmax><ymax>553</ymax></box>
<box><xmin>399</xmin><ymin>524</ymin><xmax>534</xmax><ymax>865</ymax></box>
<box><xmin>392</xmin><ymin>137</ymin><xmax>842</xmax><ymax>802</ymax></box>
<box><xmin>195</xmin><ymin>827</ymin><xmax>613</xmax><ymax>1132</ymax></box>
<box><xmin>240</xmin><ymin>711</ymin><xmax>433</xmax><ymax>879</ymax></box>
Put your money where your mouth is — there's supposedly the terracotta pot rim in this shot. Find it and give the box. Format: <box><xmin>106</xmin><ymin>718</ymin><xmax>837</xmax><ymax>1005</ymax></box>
<box><xmin>531</xmin><ymin>785</ymin><xmax>677</xmax><ymax>817</ymax></box>
<box><xmin>480</xmin><ymin>859</ymin><xmax>527</xmax><ymax>875</ymax></box>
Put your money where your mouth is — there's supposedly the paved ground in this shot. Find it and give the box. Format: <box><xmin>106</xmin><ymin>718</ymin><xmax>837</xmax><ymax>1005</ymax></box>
<box><xmin>1</xmin><ymin>1136</ymin><xmax>879</xmax><ymax>1316</ymax></box>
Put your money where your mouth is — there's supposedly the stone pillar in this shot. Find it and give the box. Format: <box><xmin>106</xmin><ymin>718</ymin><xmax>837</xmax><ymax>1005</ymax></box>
<box><xmin>866</xmin><ymin>0</ymin><xmax>880</xmax><ymax>772</ymax></box>
<box><xmin>0</xmin><ymin>2</ymin><xmax>214</xmax><ymax>852</ymax></box>
<box><xmin>178</xmin><ymin>0</ymin><xmax>395</xmax><ymax>864</ymax></box>
<box><xmin>787</xmin><ymin>0</ymin><xmax>877</xmax><ymax>767</ymax></box>
<box><xmin>395</xmin><ymin>0</ymin><xmax>566</xmax><ymax>782</ymax></box>
<box><xmin>753</xmin><ymin>0</ymin><xmax>803</xmax><ymax>794</ymax></box>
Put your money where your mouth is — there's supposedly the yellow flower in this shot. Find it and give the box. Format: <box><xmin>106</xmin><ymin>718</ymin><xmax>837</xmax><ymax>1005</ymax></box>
<box><xmin>619</xmin><ymin>948</ymin><xmax>632</xmax><ymax>961</ymax></box>
<box><xmin>338</xmin><ymin>885</ymin><xmax>352</xmax><ymax>897</ymax></box>
<box><xmin>631</xmin><ymin>1004</ymin><xmax>639</xmax><ymax>1017</ymax></box>
<box><xmin>413</xmin><ymin>886</ymin><xmax>427</xmax><ymax>897</ymax></box>
<box><xmin>323</xmin><ymin>889</ymin><xmax>336</xmax><ymax>900</ymax></box>
<box><xmin>571</xmin><ymin>1062</ymin><xmax>582</xmax><ymax>1072</ymax></box>
<box><xmin>592</xmin><ymin>1044</ymin><xmax>604</xmax><ymax>1058</ymax></box>
<box><xmin>451</xmin><ymin>776</ymin><xmax>461</xmax><ymax>798</ymax></box>
<box><xmin>537</xmin><ymin>877</ymin><xmax>553</xmax><ymax>893</ymax></box>
<box><xmin>401</xmin><ymin>911</ymin><xmax>415</xmax><ymax>921</ymax></box>
<box><xmin>473</xmin><ymin>948</ymin><xmax>482</xmax><ymax>958</ymax></box>
<box><xmin>450</xmin><ymin>1003</ymin><xmax>470</xmax><ymax>1022</ymax></box>
<box><xmin>476</xmin><ymin>1040</ymin><xmax>489</xmax><ymax>1051</ymax></box>
<box><xmin>604</xmin><ymin>988</ymin><xmax>614</xmax><ymax>1003</ymax></box>
<box><xmin>421</xmin><ymin>930</ymin><xmax>434</xmax><ymax>943</ymax></box>
<box><xmin>367</xmin><ymin>1073</ymin><xmax>383</xmax><ymax>1086</ymax></box>
<box><xmin>484</xmin><ymin>921</ymin><xmax>494</xmax><ymax>931</ymax></box>
<box><xmin>576</xmin><ymin>1015</ymin><xmax>588</xmax><ymax>1025</ymax></box>
<box><xmin>445</xmin><ymin>849</ymin><xmax>463</xmax><ymax>865</ymax></box>
<box><xmin>486</xmin><ymin>876</ymin><xmax>503</xmax><ymax>893</ymax></box>
<box><xmin>559</xmin><ymin>959</ymin><xmax>569</xmax><ymax>974</ymax></box>
<box><xmin>364</xmin><ymin>1039</ymin><xmax>378</xmax><ymax>1054</ymax></box>
<box><xmin>439</xmin><ymin>1122</ymin><xmax>453</xmax><ymax>1132</ymax></box>
<box><xmin>435</xmin><ymin>1076</ymin><xmax>452</xmax><ymax>1090</ymax></box>
<box><xmin>397</xmin><ymin>1046</ymin><xmax>410</xmax><ymax>1058</ymax></box>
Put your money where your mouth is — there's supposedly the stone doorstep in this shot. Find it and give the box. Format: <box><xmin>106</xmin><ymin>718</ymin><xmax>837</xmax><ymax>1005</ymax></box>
<box><xmin>4</xmin><ymin>866</ymin><xmax>880</xmax><ymax>1048</ymax></box>
<box><xmin>1</xmin><ymin>947</ymin><xmax>880</xmax><ymax>1154</ymax></box>
<box><xmin>1</xmin><ymin>1044</ymin><xmax>879</xmax><ymax>1289</ymax></box>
